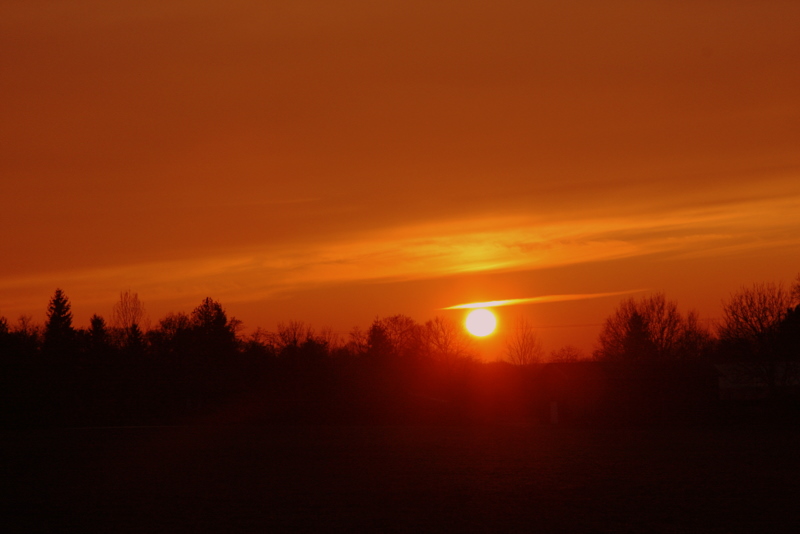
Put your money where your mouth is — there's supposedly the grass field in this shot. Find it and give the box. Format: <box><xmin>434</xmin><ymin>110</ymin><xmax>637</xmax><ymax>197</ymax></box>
<box><xmin>4</xmin><ymin>423</ymin><xmax>800</xmax><ymax>532</ymax></box>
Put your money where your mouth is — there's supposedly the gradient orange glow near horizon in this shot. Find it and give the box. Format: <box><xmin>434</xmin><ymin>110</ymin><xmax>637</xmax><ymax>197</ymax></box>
<box><xmin>1</xmin><ymin>1</ymin><xmax>799</xmax><ymax>357</ymax></box>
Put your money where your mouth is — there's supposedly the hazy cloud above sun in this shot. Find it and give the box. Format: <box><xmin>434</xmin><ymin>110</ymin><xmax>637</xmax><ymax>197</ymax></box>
<box><xmin>3</xmin><ymin>183</ymin><xmax>797</xmax><ymax>315</ymax></box>
<box><xmin>1</xmin><ymin>0</ymin><xmax>799</xmax><ymax>346</ymax></box>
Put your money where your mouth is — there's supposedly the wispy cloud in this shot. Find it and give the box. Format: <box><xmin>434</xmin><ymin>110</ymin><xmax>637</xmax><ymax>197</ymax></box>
<box><xmin>442</xmin><ymin>290</ymin><xmax>648</xmax><ymax>310</ymax></box>
<box><xmin>2</xmin><ymin>187</ymin><xmax>798</xmax><ymax>318</ymax></box>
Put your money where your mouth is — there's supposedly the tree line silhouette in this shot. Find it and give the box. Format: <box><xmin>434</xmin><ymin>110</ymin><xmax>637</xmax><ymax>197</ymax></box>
<box><xmin>1</xmin><ymin>276</ymin><xmax>799</xmax><ymax>427</ymax></box>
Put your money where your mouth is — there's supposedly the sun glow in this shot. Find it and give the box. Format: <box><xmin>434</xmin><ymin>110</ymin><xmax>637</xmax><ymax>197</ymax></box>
<box><xmin>465</xmin><ymin>308</ymin><xmax>497</xmax><ymax>337</ymax></box>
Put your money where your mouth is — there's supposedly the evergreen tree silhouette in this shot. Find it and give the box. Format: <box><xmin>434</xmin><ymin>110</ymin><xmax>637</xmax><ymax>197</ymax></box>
<box><xmin>88</xmin><ymin>314</ymin><xmax>109</xmax><ymax>349</ymax></box>
<box><xmin>44</xmin><ymin>288</ymin><xmax>74</xmax><ymax>352</ymax></box>
<box><xmin>190</xmin><ymin>297</ymin><xmax>237</xmax><ymax>357</ymax></box>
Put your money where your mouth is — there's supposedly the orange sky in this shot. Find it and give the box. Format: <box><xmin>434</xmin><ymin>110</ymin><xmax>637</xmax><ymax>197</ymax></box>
<box><xmin>2</xmin><ymin>1</ymin><xmax>799</xmax><ymax>358</ymax></box>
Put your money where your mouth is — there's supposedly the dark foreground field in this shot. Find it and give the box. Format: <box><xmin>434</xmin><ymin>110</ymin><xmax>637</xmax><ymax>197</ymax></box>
<box><xmin>3</xmin><ymin>423</ymin><xmax>800</xmax><ymax>533</ymax></box>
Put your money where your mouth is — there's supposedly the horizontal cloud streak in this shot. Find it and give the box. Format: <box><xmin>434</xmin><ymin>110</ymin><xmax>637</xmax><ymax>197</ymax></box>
<box><xmin>442</xmin><ymin>290</ymin><xmax>647</xmax><ymax>310</ymax></box>
<box><xmin>1</xmin><ymin>185</ymin><xmax>798</xmax><ymax>321</ymax></box>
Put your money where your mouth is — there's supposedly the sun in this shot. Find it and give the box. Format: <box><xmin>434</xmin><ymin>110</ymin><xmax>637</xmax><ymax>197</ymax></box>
<box><xmin>465</xmin><ymin>308</ymin><xmax>497</xmax><ymax>337</ymax></box>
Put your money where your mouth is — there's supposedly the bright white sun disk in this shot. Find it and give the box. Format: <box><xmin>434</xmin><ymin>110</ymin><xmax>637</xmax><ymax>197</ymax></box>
<box><xmin>465</xmin><ymin>308</ymin><xmax>497</xmax><ymax>337</ymax></box>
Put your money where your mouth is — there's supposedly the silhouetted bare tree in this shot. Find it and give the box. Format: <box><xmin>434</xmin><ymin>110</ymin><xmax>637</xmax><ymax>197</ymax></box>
<box><xmin>718</xmin><ymin>282</ymin><xmax>797</xmax><ymax>396</ymax></box>
<box><xmin>241</xmin><ymin>327</ymin><xmax>276</xmax><ymax>359</ymax></box>
<box><xmin>365</xmin><ymin>315</ymin><xmax>423</xmax><ymax>360</ymax></box>
<box><xmin>422</xmin><ymin>316</ymin><xmax>475</xmax><ymax>364</ymax></box>
<box><xmin>505</xmin><ymin>315</ymin><xmax>544</xmax><ymax>365</ymax></box>
<box><xmin>317</xmin><ymin>327</ymin><xmax>343</xmax><ymax>353</ymax></box>
<box><xmin>112</xmin><ymin>290</ymin><xmax>148</xmax><ymax>332</ymax></box>
<box><xmin>275</xmin><ymin>321</ymin><xmax>315</xmax><ymax>358</ymax></box>
<box><xmin>156</xmin><ymin>312</ymin><xmax>192</xmax><ymax>337</ymax></box>
<box><xmin>367</xmin><ymin>320</ymin><xmax>393</xmax><ymax>358</ymax></box>
<box><xmin>10</xmin><ymin>315</ymin><xmax>41</xmax><ymax>357</ymax></box>
<box><xmin>595</xmin><ymin>293</ymin><xmax>710</xmax><ymax>361</ymax></box>
<box><xmin>15</xmin><ymin>315</ymin><xmax>38</xmax><ymax>337</ymax></box>
<box><xmin>0</xmin><ymin>315</ymin><xmax>9</xmax><ymax>356</ymax></box>
<box><xmin>345</xmin><ymin>326</ymin><xmax>369</xmax><ymax>357</ymax></box>
<box><xmin>550</xmin><ymin>345</ymin><xmax>584</xmax><ymax>362</ymax></box>
<box><xmin>792</xmin><ymin>273</ymin><xmax>800</xmax><ymax>305</ymax></box>
<box><xmin>719</xmin><ymin>282</ymin><xmax>792</xmax><ymax>353</ymax></box>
